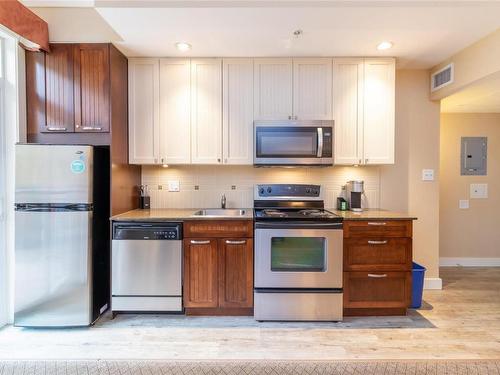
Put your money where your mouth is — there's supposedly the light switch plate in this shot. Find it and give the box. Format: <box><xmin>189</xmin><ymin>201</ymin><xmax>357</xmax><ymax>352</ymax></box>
<box><xmin>459</xmin><ymin>199</ymin><xmax>469</xmax><ymax>209</ymax></box>
<box><xmin>470</xmin><ymin>183</ymin><xmax>488</xmax><ymax>199</ymax></box>
<box><xmin>422</xmin><ymin>169</ymin><xmax>435</xmax><ymax>181</ymax></box>
<box><xmin>168</xmin><ymin>180</ymin><xmax>180</xmax><ymax>192</ymax></box>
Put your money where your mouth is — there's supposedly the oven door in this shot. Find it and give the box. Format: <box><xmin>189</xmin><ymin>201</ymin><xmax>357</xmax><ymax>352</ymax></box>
<box><xmin>254</xmin><ymin>121</ymin><xmax>333</xmax><ymax>165</ymax></box>
<box><xmin>254</xmin><ymin>223</ymin><xmax>343</xmax><ymax>289</ymax></box>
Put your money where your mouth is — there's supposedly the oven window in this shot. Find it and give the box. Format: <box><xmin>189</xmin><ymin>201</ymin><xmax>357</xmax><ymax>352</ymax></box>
<box><xmin>256</xmin><ymin>128</ymin><xmax>318</xmax><ymax>157</ymax></box>
<box><xmin>271</xmin><ymin>237</ymin><xmax>326</xmax><ymax>272</ymax></box>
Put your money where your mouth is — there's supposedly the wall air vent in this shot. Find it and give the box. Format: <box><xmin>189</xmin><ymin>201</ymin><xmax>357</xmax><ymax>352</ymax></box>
<box><xmin>431</xmin><ymin>63</ymin><xmax>454</xmax><ymax>92</ymax></box>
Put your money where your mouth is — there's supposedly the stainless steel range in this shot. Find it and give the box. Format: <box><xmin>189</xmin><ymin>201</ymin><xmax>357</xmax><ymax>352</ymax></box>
<box><xmin>253</xmin><ymin>184</ymin><xmax>343</xmax><ymax>321</ymax></box>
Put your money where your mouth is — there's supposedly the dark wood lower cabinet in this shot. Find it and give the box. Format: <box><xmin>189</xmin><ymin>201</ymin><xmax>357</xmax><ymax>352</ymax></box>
<box><xmin>343</xmin><ymin>219</ymin><xmax>414</xmax><ymax>316</ymax></box>
<box><xmin>183</xmin><ymin>239</ymin><xmax>219</xmax><ymax>308</ymax></box>
<box><xmin>219</xmin><ymin>238</ymin><xmax>254</xmax><ymax>308</ymax></box>
<box><xmin>183</xmin><ymin>221</ymin><xmax>254</xmax><ymax>316</ymax></box>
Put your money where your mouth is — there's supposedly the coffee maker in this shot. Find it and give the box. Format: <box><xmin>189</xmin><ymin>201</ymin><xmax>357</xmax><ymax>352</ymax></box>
<box><xmin>346</xmin><ymin>180</ymin><xmax>364</xmax><ymax>212</ymax></box>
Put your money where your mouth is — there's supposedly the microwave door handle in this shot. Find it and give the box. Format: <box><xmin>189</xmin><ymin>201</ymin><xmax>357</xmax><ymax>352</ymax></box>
<box><xmin>317</xmin><ymin>128</ymin><xmax>323</xmax><ymax>157</ymax></box>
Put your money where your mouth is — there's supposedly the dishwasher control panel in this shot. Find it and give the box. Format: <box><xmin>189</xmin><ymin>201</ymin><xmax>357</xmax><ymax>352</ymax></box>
<box><xmin>112</xmin><ymin>222</ymin><xmax>182</xmax><ymax>240</ymax></box>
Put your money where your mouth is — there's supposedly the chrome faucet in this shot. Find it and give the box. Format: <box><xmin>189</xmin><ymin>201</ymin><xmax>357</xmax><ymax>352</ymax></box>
<box><xmin>221</xmin><ymin>194</ymin><xmax>226</xmax><ymax>209</ymax></box>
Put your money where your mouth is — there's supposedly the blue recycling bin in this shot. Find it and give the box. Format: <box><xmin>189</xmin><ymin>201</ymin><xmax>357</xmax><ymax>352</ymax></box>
<box><xmin>411</xmin><ymin>262</ymin><xmax>426</xmax><ymax>309</ymax></box>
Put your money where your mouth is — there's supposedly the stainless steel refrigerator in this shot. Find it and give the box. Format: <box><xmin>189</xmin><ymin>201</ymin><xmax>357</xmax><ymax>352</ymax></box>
<box><xmin>14</xmin><ymin>144</ymin><xmax>110</xmax><ymax>327</ymax></box>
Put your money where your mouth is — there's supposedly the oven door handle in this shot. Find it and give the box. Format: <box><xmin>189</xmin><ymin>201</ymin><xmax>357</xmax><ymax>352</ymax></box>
<box><xmin>317</xmin><ymin>127</ymin><xmax>323</xmax><ymax>157</ymax></box>
<box><xmin>255</xmin><ymin>221</ymin><xmax>342</xmax><ymax>230</ymax></box>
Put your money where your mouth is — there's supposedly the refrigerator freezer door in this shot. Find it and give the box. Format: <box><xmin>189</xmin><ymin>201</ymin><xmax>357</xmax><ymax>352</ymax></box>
<box><xmin>14</xmin><ymin>210</ymin><xmax>92</xmax><ymax>327</ymax></box>
<box><xmin>15</xmin><ymin>144</ymin><xmax>93</xmax><ymax>204</ymax></box>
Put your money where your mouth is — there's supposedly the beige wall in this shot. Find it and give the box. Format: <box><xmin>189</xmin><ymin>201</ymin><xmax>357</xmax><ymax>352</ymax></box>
<box><xmin>143</xmin><ymin>165</ymin><xmax>381</xmax><ymax>210</ymax></box>
<box><xmin>381</xmin><ymin>70</ymin><xmax>441</xmax><ymax>280</ymax></box>
<box><xmin>440</xmin><ymin>113</ymin><xmax>500</xmax><ymax>260</ymax></box>
<box><xmin>431</xmin><ymin>28</ymin><xmax>500</xmax><ymax>101</ymax></box>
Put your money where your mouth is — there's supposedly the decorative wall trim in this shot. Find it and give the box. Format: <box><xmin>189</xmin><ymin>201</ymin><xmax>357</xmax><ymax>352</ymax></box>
<box><xmin>440</xmin><ymin>257</ymin><xmax>500</xmax><ymax>267</ymax></box>
<box><xmin>424</xmin><ymin>277</ymin><xmax>442</xmax><ymax>290</ymax></box>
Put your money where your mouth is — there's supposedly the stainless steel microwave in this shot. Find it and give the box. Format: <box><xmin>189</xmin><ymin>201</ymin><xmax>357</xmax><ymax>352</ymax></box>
<box><xmin>254</xmin><ymin>120</ymin><xmax>334</xmax><ymax>166</ymax></box>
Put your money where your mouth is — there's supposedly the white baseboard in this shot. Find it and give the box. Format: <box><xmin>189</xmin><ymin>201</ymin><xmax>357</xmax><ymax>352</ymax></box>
<box><xmin>440</xmin><ymin>257</ymin><xmax>500</xmax><ymax>267</ymax></box>
<box><xmin>424</xmin><ymin>277</ymin><xmax>442</xmax><ymax>290</ymax></box>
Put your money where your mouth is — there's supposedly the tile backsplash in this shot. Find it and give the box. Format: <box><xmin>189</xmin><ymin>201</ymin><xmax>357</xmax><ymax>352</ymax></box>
<box><xmin>142</xmin><ymin>165</ymin><xmax>381</xmax><ymax>209</ymax></box>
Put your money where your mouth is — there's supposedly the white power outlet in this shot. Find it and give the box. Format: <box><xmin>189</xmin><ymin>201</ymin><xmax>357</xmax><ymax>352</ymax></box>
<box><xmin>168</xmin><ymin>180</ymin><xmax>180</xmax><ymax>192</ymax></box>
<box><xmin>422</xmin><ymin>169</ymin><xmax>435</xmax><ymax>181</ymax></box>
<box><xmin>459</xmin><ymin>200</ymin><xmax>469</xmax><ymax>209</ymax></box>
<box><xmin>470</xmin><ymin>183</ymin><xmax>487</xmax><ymax>199</ymax></box>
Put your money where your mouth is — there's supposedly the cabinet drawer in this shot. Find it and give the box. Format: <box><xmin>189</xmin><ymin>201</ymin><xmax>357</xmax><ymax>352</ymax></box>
<box><xmin>343</xmin><ymin>271</ymin><xmax>411</xmax><ymax>309</ymax></box>
<box><xmin>184</xmin><ymin>220</ymin><xmax>253</xmax><ymax>238</ymax></box>
<box><xmin>344</xmin><ymin>238</ymin><xmax>412</xmax><ymax>271</ymax></box>
<box><xmin>343</xmin><ymin>220</ymin><xmax>412</xmax><ymax>238</ymax></box>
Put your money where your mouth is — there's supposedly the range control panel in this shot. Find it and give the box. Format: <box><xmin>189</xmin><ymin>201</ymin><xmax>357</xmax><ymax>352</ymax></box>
<box><xmin>256</xmin><ymin>184</ymin><xmax>321</xmax><ymax>198</ymax></box>
<box><xmin>113</xmin><ymin>222</ymin><xmax>182</xmax><ymax>240</ymax></box>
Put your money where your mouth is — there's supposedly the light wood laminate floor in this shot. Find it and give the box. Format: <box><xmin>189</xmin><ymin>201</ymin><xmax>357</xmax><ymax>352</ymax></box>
<box><xmin>1</xmin><ymin>267</ymin><xmax>499</xmax><ymax>360</ymax></box>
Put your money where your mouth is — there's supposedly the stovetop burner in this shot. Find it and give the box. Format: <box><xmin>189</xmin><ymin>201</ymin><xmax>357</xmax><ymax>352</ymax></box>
<box><xmin>253</xmin><ymin>184</ymin><xmax>343</xmax><ymax>223</ymax></box>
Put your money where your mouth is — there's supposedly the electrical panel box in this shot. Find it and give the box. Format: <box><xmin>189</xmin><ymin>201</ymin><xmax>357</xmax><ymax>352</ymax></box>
<box><xmin>461</xmin><ymin>137</ymin><xmax>487</xmax><ymax>176</ymax></box>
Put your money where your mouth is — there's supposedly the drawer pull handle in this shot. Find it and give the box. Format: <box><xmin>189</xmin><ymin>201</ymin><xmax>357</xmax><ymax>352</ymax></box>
<box><xmin>367</xmin><ymin>222</ymin><xmax>387</xmax><ymax>226</ymax></box>
<box><xmin>190</xmin><ymin>240</ymin><xmax>210</xmax><ymax>245</ymax></box>
<box><xmin>368</xmin><ymin>240</ymin><xmax>388</xmax><ymax>245</ymax></box>
<box><xmin>47</xmin><ymin>127</ymin><xmax>67</xmax><ymax>131</ymax></box>
<box><xmin>226</xmin><ymin>240</ymin><xmax>246</xmax><ymax>245</ymax></box>
<box><xmin>368</xmin><ymin>273</ymin><xmax>388</xmax><ymax>278</ymax></box>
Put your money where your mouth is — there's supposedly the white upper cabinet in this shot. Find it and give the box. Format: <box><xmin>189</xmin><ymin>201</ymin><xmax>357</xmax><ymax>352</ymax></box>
<box><xmin>333</xmin><ymin>57</ymin><xmax>395</xmax><ymax>165</ymax></box>
<box><xmin>334</xmin><ymin>58</ymin><xmax>364</xmax><ymax>165</ymax></box>
<box><xmin>293</xmin><ymin>58</ymin><xmax>333</xmax><ymax>120</ymax></box>
<box><xmin>159</xmin><ymin>58</ymin><xmax>191</xmax><ymax>165</ymax></box>
<box><xmin>363</xmin><ymin>58</ymin><xmax>395</xmax><ymax>165</ymax></box>
<box><xmin>254</xmin><ymin>58</ymin><xmax>293</xmax><ymax>120</ymax></box>
<box><xmin>190</xmin><ymin>58</ymin><xmax>223</xmax><ymax>164</ymax></box>
<box><xmin>222</xmin><ymin>59</ymin><xmax>254</xmax><ymax>165</ymax></box>
<box><xmin>128</xmin><ymin>58</ymin><xmax>159</xmax><ymax>165</ymax></box>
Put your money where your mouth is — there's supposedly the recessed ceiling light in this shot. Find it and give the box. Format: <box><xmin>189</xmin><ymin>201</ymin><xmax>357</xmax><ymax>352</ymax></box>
<box><xmin>377</xmin><ymin>41</ymin><xmax>393</xmax><ymax>50</ymax></box>
<box><xmin>175</xmin><ymin>42</ymin><xmax>191</xmax><ymax>52</ymax></box>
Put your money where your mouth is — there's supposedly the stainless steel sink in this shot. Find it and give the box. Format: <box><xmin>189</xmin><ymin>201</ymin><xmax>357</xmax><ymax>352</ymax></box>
<box><xmin>192</xmin><ymin>209</ymin><xmax>247</xmax><ymax>217</ymax></box>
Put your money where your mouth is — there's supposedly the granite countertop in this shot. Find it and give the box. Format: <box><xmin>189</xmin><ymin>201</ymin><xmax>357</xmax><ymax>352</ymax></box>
<box><xmin>327</xmin><ymin>209</ymin><xmax>417</xmax><ymax>221</ymax></box>
<box><xmin>111</xmin><ymin>208</ymin><xmax>254</xmax><ymax>221</ymax></box>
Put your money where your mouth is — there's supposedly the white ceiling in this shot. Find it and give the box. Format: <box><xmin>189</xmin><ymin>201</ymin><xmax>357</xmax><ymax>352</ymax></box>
<box><xmin>441</xmin><ymin>73</ymin><xmax>500</xmax><ymax>113</ymax></box>
<box><xmin>25</xmin><ymin>0</ymin><xmax>500</xmax><ymax>68</ymax></box>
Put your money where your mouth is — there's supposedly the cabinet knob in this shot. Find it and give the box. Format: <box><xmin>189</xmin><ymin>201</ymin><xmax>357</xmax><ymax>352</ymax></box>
<box><xmin>217</xmin><ymin>158</ymin><xmax>221</xmax><ymax>163</ymax></box>
<box><xmin>288</xmin><ymin>116</ymin><xmax>292</xmax><ymax>120</ymax></box>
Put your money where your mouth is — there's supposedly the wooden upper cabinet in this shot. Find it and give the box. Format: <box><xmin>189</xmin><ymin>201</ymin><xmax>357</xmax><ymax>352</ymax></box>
<box><xmin>191</xmin><ymin>58</ymin><xmax>223</xmax><ymax>164</ymax></box>
<box><xmin>128</xmin><ymin>58</ymin><xmax>160</xmax><ymax>165</ymax></box>
<box><xmin>74</xmin><ymin>44</ymin><xmax>110</xmax><ymax>133</ymax></box>
<box><xmin>159</xmin><ymin>58</ymin><xmax>191</xmax><ymax>165</ymax></box>
<box><xmin>363</xmin><ymin>58</ymin><xmax>395</xmax><ymax>165</ymax></box>
<box><xmin>183</xmin><ymin>238</ymin><xmax>219</xmax><ymax>308</ymax></box>
<box><xmin>334</xmin><ymin>58</ymin><xmax>364</xmax><ymax>165</ymax></box>
<box><xmin>222</xmin><ymin>58</ymin><xmax>254</xmax><ymax>165</ymax></box>
<box><xmin>218</xmin><ymin>238</ymin><xmax>254</xmax><ymax>308</ymax></box>
<box><xmin>27</xmin><ymin>43</ymin><xmax>75</xmax><ymax>133</ymax></box>
<box><xmin>254</xmin><ymin>58</ymin><xmax>293</xmax><ymax>121</ymax></box>
<box><xmin>293</xmin><ymin>58</ymin><xmax>333</xmax><ymax>120</ymax></box>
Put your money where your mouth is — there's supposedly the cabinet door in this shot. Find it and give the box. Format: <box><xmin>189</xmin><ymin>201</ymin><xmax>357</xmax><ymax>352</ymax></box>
<box><xmin>183</xmin><ymin>239</ymin><xmax>219</xmax><ymax>308</ymax></box>
<box><xmin>128</xmin><ymin>58</ymin><xmax>160</xmax><ymax>164</ymax></box>
<box><xmin>254</xmin><ymin>58</ymin><xmax>293</xmax><ymax>120</ymax></box>
<box><xmin>333</xmin><ymin>58</ymin><xmax>364</xmax><ymax>165</ymax></box>
<box><xmin>159</xmin><ymin>58</ymin><xmax>191</xmax><ymax>164</ymax></box>
<box><xmin>218</xmin><ymin>238</ymin><xmax>253</xmax><ymax>308</ymax></box>
<box><xmin>363</xmin><ymin>58</ymin><xmax>395</xmax><ymax>165</ymax></box>
<box><xmin>293</xmin><ymin>58</ymin><xmax>333</xmax><ymax>120</ymax></box>
<box><xmin>191</xmin><ymin>59</ymin><xmax>222</xmax><ymax>164</ymax></box>
<box><xmin>38</xmin><ymin>44</ymin><xmax>75</xmax><ymax>133</ymax></box>
<box><xmin>222</xmin><ymin>59</ymin><xmax>254</xmax><ymax>165</ymax></box>
<box><xmin>74</xmin><ymin>44</ymin><xmax>110</xmax><ymax>133</ymax></box>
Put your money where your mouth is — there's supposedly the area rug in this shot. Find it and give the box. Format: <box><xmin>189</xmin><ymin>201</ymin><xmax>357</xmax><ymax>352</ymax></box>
<box><xmin>1</xmin><ymin>360</ymin><xmax>500</xmax><ymax>375</ymax></box>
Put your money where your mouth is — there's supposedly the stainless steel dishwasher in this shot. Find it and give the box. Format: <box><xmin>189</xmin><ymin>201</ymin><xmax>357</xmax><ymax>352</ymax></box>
<box><xmin>111</xmin><ymin>222</ymin><xmax>183</xmax><ymax>313</ymax></box>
